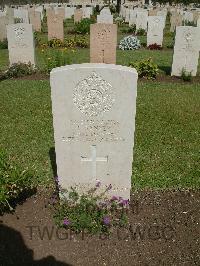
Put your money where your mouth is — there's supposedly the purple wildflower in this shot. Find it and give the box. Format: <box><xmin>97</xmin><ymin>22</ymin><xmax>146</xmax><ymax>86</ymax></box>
<box><xmin>96</xmin><ymin>180</ymin><xmax>101</xmax><ymax>188</ymax></box>
<box><xmin>111</xmin><ymin>195</ymin><xmax>118</xmax><ymax>201</ymax></box>
<box><xmin>63</xmin><ymin>218</ymin><xmax>70</xmax><ymax>226</ymax></box>
<box><xmin>103</xmin><ymin>216</ymin><xmax>111</xmax><ymax>225</ymax></box>
<box><xmin>121</xmin><ymin>199</ymin><xmax>129</xmax><ymax>207</ymax></box>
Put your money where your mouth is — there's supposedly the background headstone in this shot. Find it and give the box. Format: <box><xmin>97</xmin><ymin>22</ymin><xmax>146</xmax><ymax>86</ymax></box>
<box><xmin>136</xmin><ymin>10</ymin><xmax>148</xmax><ymax>31</ymax></box>
<box><xmin>29</xmin><ymin>10</ymin><xmax>41</xmax><ymax>32</ymax></box>
<box><xmin>7</xmin><ymin>23</ymin><xmax>35</xmax><ymax>65</ymax></box>
<box><xmin>147</xmin><ymin>16</ymin><xmax>165</xmax><ymax>46</ymax></box>
<box><xmin>171</xmin><ymin>26</ymin><xmax>200</xmax><ymax>76</ymax></box>
<box><xmin>74</xmin><ymin>9</ymin><xmax>83</xmax><ymax>23</ymax></box>
<box><xmin>90</xmin><ymin>23</ymin><xmax>117</xmax><ymax>64</ymax></box>
<box><xmin>47</xmin><ymin>9</ymin><xmax>64</xmax><ymax>41</ymax></box>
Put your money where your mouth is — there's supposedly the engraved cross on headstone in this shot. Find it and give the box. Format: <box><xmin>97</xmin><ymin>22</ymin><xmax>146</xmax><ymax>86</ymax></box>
<box><xmin>81</xmin><ymin>145</ymin><xmax>108</xmax><ymax>180</ymax></box>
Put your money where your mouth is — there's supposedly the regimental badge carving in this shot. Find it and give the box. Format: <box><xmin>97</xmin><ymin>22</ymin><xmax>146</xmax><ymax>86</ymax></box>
<box><xmin>73</xmin><ymin>72</ymin><xmax>115</xmax><ymax>117</ymax></box>
<box><xmin>184</xmin><ymin>30</ymin><xmax>193</xmax><ymax>49</ymax></box>
<box><xmin>14</xmin><ymin>27</ymin><xmax>25</xmax><ymax>42</ymax></box>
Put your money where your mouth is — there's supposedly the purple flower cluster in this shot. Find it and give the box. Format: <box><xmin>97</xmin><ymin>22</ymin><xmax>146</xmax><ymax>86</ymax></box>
<box><xmin>103</xmin><ymin>216</ymin><xmax>111</xmax><ymax>225</ymax></box>
<box><xmin>63</xmin><ymin>218</ymin><xmax>70</xmax><ymax>226</ymax></box>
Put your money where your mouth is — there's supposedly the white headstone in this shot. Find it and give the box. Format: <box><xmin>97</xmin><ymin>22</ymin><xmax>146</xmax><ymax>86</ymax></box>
<box><xmin>136</xmin><ymin>10</ymin><xmax>148</xmax><ymax>31</ymax></box>
<box><xmin>14</xmin><ymin>9</ymin><xmax>29</xmax><ymax>23</ymax></box>
<box><xmin>7</xmin><ymin>23</ymin><xmax>35</xmax><ymax>65</ymax></box>
<box><xmin>129</xmin><ymin>10</ymin><xmax>137</xmax><ymax>26</ymax></box>
<box><xmin>171</xmin><ymin>26</ymin><xmax>200</xmax><ymax>76</ymax></box>
<box><xmin>97</xmin><ymin>13</ymin><xmax>113</xmax><ymax>24</ymax></box>
<box><xmin>147</xmin><ymin>16</ymin><xmax>165</xmax><ymax>46</ymax></box>
<box><xmin>50</xmin><ymin>64</ymin><xmax>138</xmax><ymax>200</ymax></box>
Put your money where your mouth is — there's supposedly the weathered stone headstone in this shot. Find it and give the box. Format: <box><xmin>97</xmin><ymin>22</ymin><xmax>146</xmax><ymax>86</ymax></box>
<box><xmin>74</xmin><ymin>9</ymin><xmax>83</xmax><ymax>23</ymax></box>
<box><xmin>171</xmin><ymin>26</ymin><xmax>200</xmax><ymax>76</ymax></box>
<box><xmin>197</xmin><ymin>17</ymin><xmax>200</xmax><ymax>27</ymax></box>
<box><xmin>14</xmin><ymin>9</ymin><xmax>29</xmax><ymax>23</ymax></box>
<box><xmin>29</xmin><ymin>10</ymin><xmax>41</xmax><ymax>32</ymax></box>
<box><xmin>125</xmin><ymin>8</ymin><xmax>130</xmax><ymax>23</ymax></box>
<box><xmin>7</xmin><ymin>23</ymin><xmax>35</xmax><ymax>65</ymax></box>
<box><xmin>47</xmin><ymin>9</ymin><xmax>64</xmax><ymax>41</ymax></box>
<box><xmin>147</xmin><ymin>16</ymin><xmax>165</xmax><ymax>46</ymax></box>
<box><xmin>6</xmin><ymin>7</ymin><xmax>14</xmax><ymax>24</ymax></box>
<box><xmin>90</xmin><ymin>23</ymin><xmax>117</xmax><ymax>64</ymax></box>
<box><xmin>170</xmin><ymin>12</ymin><xmax>182</xmax><ymax>32</ymax></box>
<box><xmin>148</xmin><ymin>9</ymin><xmax>157</xmax><ymax>16</ymax></box>
<box><xmin>0</xmin><ymin>16</ymin><xmax>8</xmax><ymax>41</ymax></box>
<box><xmin>129</xmin><ymin>10</ymin><xmax>137</xmax><ymax>26</ymax></box>
<box><xmin>35</xmin><ymin>6</ymin><xmax>43</xmax><ymax>20</ymax></box>
<box><xmin>50</xmin><ymin>63</ymin><xmax>138</xmax><ymax>199</ymax></box>
<box><xmin>97</xmin><ymin>13</ymin><xmax>113</xmax><ymax>24</ymax></box>
<box><xmin>65</xmin><ymin>7</ymin><xmax>75</xmax><ymax>19</ymax></box>
<box><xmin>183</xmin><ymin>11</ymin><xmax>193</xmax><ymax>23</ymax></box>
<box><xmin>55</xmin><ymin>7</ymin><xmax>65</xmax><ymax>20</ymax></box>
<box><xmin>136</xmin><ymin>10</ymin><xmax>148</xmax><ymax>31</ymax></box>
<box><xmin>82</xmin><ymin>7</ymin><xmax>91</xmax><ymax>18</ymax></box>
<box><xmin>100</xmin><ymin>7</ymin><xmax>111</xmax><ymax>16</ymax></box>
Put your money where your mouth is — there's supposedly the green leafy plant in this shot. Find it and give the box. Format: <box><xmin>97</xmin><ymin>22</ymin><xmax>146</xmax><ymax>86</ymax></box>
<box><xmin>74</xmin><ymin>18</ymin><xmax>94</xmax><ymax>34</ymax></box>
<box><xmin>181</xmin><ymin>68</ymin><xmax>192</xmax><ymax>82</ymax></box>
<box><xmin>184</xmin><ymin>20</ymin><xmax>196</xmax><ymax>26</ymax></box>
<box><xmin>14</xmin><ymin>18</ymin><xmax>23</xmax><ymax>23</ymax></box>
<box><xmin>0</xmin><ymin>38</ymin><xmax>8</xmax><ymax>49</ymax></box>
<box><xmin>34</xmin><ymin>32</ymin><xmax>42</xmax><ymax>47</ymax></box>
<box><xmin>115</xmin><ymin>16</ymin><xmax>124</xmax><ymax>26</ymax></box>
<box><xmin>121</xmin><ymin>24</ymin><xmax>136</xmax><ymax>33</ymax></box>
<box><xmin>47</xmin><ymin>38</ymin><xmax>63</xmax><ymax>48</ymax></box>
<box><xmin>129</xmin><ymin>58</ymin><xmax>159</xmax><ymax>79</ymax></box>
<box><xmin>0</xmin><ymin>149</ymin><xmax>36</xmax><ymax>213</ymax></box>
<box><xmin>0</xmin><ymin>63</ymin><xmax>37</xmax><ymax>81</ymax></box>
<box><xmin>52</xmin><ymin>181</ymin><xmax>129</xmax><ymax>235</ymax></box>
<box><xmin>136</xmin><ymin>28</ymin><xmax>146</xmax><ymax>36</ymax></box>
<box><xmin>42</xmin><ymin>49</ymin><xmax>72</xmax><ymax>74</ymax></box>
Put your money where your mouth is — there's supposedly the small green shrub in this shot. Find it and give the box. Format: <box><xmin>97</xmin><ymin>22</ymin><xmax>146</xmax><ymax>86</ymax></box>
<box><xmin>0</xmin><ymin>38</ymin><xmax>8</xmax><ymax>49</ymax></box>
<box><xmin>181</xmin><ymin>68</ymin><xmax>192</xmax><ymax>82</ymax></box>
<box><xmin>75</xmin><ymin>36</ymin><xmax>89</xmax><ymax>48</ymax></box>
<box><xmin>34</xmin><ymin>32</ymin><xmax>42</xmax><ymax>47</ymax></box>
<box><xmin>0</xmin><ymin>149</ymin><xmax>36</xmax><ymax>213</ymax></box>
<box><xmin>121</xmin><ymin>24</ymin><xmax>136</xmax><ymax>33</ymax></box>
<box><xmin>136</xmin><ymin>28</ymin><xmax>146</xmax><ymax>36</ymax></box>
<box><xmin>14</xmin><ymin>18</ymin><xmax>23</xmax><ymax>23</ymax></box>
<box><xmin>43</xmin><ymin>49</ymin><xmax>72</xmax><ymax>74</ymax></box>
<box><xmin>184</xmin><ymin>21</ymin><xmax>196</xmax><ymax>26</ymax></box>
<box><xmin>0</xmin><ymin>63</ymin><xmax>36</xmax><ymax>81</ymax></box>
<box><xmin>119</xmin><ymin>35</ymin><xmax>141</xmax><ymax>50</ymax></box>
<box><xmin>129</xmin><ymin>58</ymin><xmax>158</xmax><ymax>79</ymax></box>
<box><xmin>47</xmin><ymin>38</ymin><xmax>63</xmax><ymax>48</ymax></box>
<box><xmin>74</xmin><ymin>18</ymin><xmax>94</xmax><ymax>34</ymax></box>
<box><xmin>115</xmin><ymin>16</ymin><xmax>124</xmax><ymax>26</ymax></box>
<box><xmin>53</xmin><ymin>181</ymin><xmax>129</xmax><ymax>234</ymax></box>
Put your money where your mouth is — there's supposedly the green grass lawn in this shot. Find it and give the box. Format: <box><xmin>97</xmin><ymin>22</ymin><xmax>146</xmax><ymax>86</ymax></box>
<box><xmin>0</xmin><ymin>16</ymin><xmax>200</xmax><ymax>192</ymax></box>
<box><xmin>0</xmin><ymin>80</ymin><xmax>199</xmax><ymax>190</ymax></box>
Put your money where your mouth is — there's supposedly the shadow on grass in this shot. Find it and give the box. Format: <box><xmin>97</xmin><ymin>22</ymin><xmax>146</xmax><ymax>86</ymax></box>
<box><xmin>0</xmin><ymin>224</ymin><xmax>71</xmax><ymax>266</ymax></box>
<box><xmin>159</xmin><ymin>65</ymin><xmax>171</xmax><ymax>76</ymax></box>
<box><xmin>49</xmin><ymin>147</ymin><xmax>57</xmax><ymax>178</ymax></box>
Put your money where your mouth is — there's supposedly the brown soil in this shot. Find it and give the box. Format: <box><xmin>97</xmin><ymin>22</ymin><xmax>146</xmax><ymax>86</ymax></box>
<box><xmin>1</xmin><ymin>189</ymin><xmax>200</xmax><ymax>266</ymax></box>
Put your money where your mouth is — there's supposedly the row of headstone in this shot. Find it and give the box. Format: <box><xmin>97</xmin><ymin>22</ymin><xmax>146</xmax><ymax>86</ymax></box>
<box><xmin>3</xmin><ymin>4</ymin><xmax>200</xmax><ymax>78</ymax></box>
